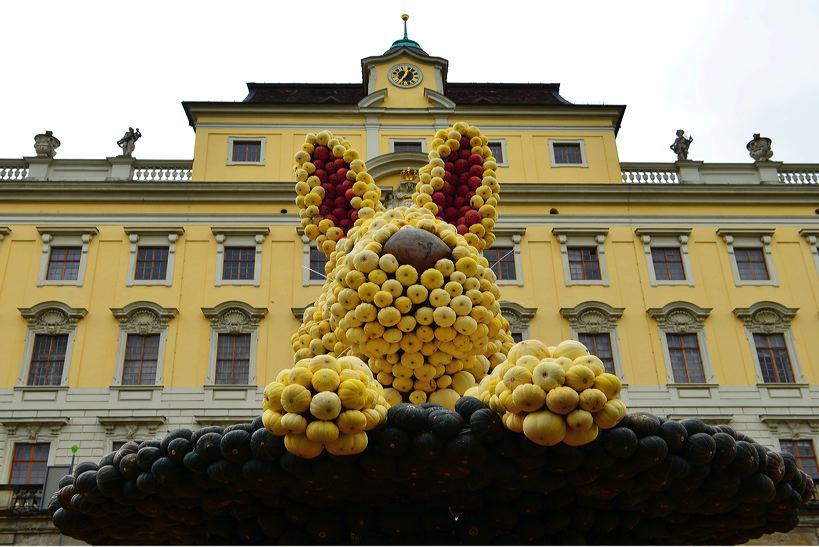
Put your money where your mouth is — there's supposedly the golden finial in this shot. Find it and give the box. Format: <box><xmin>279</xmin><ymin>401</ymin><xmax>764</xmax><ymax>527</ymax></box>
<box><xmin>400</xmin><ymin>168</ymin><xmax>419</xmax><ymax>181</ymax></box>
<box><xmin>402</xmin><ymin>13</ymin><xmax>409</xmax><ymax>22</ymax></box>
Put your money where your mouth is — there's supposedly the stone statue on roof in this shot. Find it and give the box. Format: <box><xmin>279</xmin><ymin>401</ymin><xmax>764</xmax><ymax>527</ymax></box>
<box><xmin>747</xmin><ymin>133</ymin><xmax>773</xmax><ymax>162</ymax></box>
<box><xmin>117</xmin><ymin>127</ymin><xmax>142</xmax><ymax>157</ymax></box>
<box><xmin>670</xmin><ymin>129</ymin><xmax>693</xmax><ymax>161</ymax></box>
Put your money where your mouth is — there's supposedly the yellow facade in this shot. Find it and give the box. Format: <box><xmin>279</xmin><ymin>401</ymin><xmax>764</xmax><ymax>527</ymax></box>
<box><xmin>2</xmin><ymin>31</ymin><xmax>819</xmax><ymax>503</ymax></box>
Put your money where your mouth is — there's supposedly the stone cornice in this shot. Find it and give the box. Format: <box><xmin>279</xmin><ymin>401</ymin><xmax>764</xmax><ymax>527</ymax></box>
<box><xmin>2</xmin><ymin>182</ymin><xmax>819</xmax><ymax>206</ymax></box>
<box><xmin>648</xmin><ymin>301</ymin><xmax>712</xmax><ymax>332</ymax></box>
<box><xmin>1</xmin><ymin>418</ymin><xmax>69</xmax><ymax>438</ymax></box>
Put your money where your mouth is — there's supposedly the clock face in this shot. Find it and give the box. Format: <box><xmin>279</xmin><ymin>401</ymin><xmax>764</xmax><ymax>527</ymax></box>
<box><xmin>389</xmin><ymin>64</ymin><xmax>422</xmax><ymax>88</ymax></box>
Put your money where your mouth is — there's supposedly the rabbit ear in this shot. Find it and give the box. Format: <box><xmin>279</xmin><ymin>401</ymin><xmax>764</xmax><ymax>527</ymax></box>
<box><xmin>294</xmin><ymin>131</ymin><xmax>384</xmax><ymax>256</ymax></box>
<box><xmin>412</xmin><ymin>122</ymin><xmax>500</xmax><ymax>250</ymax></box>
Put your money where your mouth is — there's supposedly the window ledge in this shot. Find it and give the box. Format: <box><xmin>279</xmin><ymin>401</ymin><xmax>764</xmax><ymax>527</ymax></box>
<box><xmin>109</xmin><ymin>385</ymin><xmax>164</xmax><ymax>391</ymax></box>
<box><xmin>757</xmin><ymin>383</ymin><xmax>808</xmax><ymax>389</ymax></box>
<box><xmin>667</xmin><ymin>383</ymin><xmax>719</xmax><ymax>388</ymax></box>
<box><xmin>736</xmin><ymin>281</ymin><xmax>778</xmax><ymax>287</ymax></box>
<box><xmin>566</xmin><ymin>280</ymin><xmax>608</xmax><ymax>286</ymax></box>
<box><xmin>204</xmin><ymin>384</ymin><xmax>258</xmax><ymax>391</ymax></box>
<box><xmin>14</xmin><ymin>385</ymin><xmax>68</xmax><ymax>392</ymax></box>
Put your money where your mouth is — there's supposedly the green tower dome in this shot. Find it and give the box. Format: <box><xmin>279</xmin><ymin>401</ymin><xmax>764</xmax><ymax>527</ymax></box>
<box><xmin>387</xmin><ymin>13</ymin><xmax>427</xmax><ymax>54</ymax></box>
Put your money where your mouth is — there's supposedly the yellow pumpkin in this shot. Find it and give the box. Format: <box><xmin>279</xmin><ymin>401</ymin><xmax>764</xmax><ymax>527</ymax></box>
<box><xmin>337</xmin><ymin>410</ymin><xmax>368</xmax><ymax>435</ymax></box>
<box><xmin>564</xmin><ymin>364</ymin><xmax>595</xmax><ymax>392</ymax></box>
<box><xmin>502</xmin><ymin>411</ymin><xmax>526</xmax><ymax>433</ymax></box>
<box><xmin>593</xmin><ymin>399</ymin><xmax>627</xmax><ymax>429</ymax></box>
<box><xmin>511</xmin><ymin>383</ymin><xmax>546</xmax><ymax>412</ymax></box>
<box><xmin>428</xmin><ymin>388</ymin><xmax>459</xmax><ymax>409</ymax></box>
<box><xmin>566</xmin><ymin>409</ymin><xmax>594</xmax><ymax>431</ymax></box>
<box><xmin>311</xmin><ymin>368</ymin><xmax>341</xmax><ymax>392</ymax></box>
<box><xmin>503</xmin><ymin>366</ymin><xmax>533</xmax><ymax>391</ymax></box>
<box><xmin>545</xmin><ymin>386</ymin><xmax>579</xmax><ymax>415</ymax></box>
<box><xmin>563</xmin><ymin>424</ymin><xmax>599</xmax><ymax>446</ymax></box>
<box><xmin>409</xmin><ymin>390</ymin><xmax>427</xmax><ymax>404</ymax></box>
<box><xmin>532</xmin><ymin>361</ymin><xmax>565</xmax><ymax>391</ymax></box>
<box><xmin>361</xmin><ymin>408</ymin><xmax>382</xmax><ymax>431</ymax></box>
<box><xmin>337</xmin><ymin>355</ymin><xmax>371</xmax><ymax>376</ymax></box>
<box><xmin>276</xmin><ymin>368</ymin><xmax>291</xmax><ymax>384</ymax></box>
<box><xmin>553</xmin><ymin>339</ymin><xmax>588</xmax><ymax>360</ymax></box>
<box><xmin>522</xmin><ymin>410</ymin><xmax>566</xmax><ymax>446</ymax></box>
<box><xmin>383</xmin><ymin>387</ymin><xmax>403</xmax><ymax>407</ymax></box>
<box><xmin>516</xmin><ymin>354</ymin><xmax>541</xmax><ymax>372</ymax></box>
<box><xmin>289</xmin><ymin>367</ymin><xmax>314</xmax><ymax>388</ymax></box>
<box><xmin>281</xmin><ymin>384</ymin><xmax>312</xmax><ymax>414</ymax></box>
<box><xmin>339</xmin><ymin>369</ymin><xmax>361</xmax><ymax>382</ymax></box>
<box><xmin>280</xmin><ymin>412</ymin><xmax>308</xmax><ymax>434</ymax></box>
<box><xmin>306</xmin><ymin>420</ymin><xmax>340</xmax><ymax>443</ymax></box>
<box><xmin>262</xmin><ymin>409</ymin><xmax>287</xmax><ymax>436</ymax></box>
<box><xmin>494</xmin><ymin>380</ymin><xmax>508</xmax><ymax>397</ymax></box>
<box><xmin>593</xmin><ymin>373</ymin><xmax>622</xmax><ymax>400</ymax></box>
<box><xmin>309</xmin><ymin>354</ymin><xmax>341</xmax><ymax>373</ymax></box>
<box><xmin>310</xmin><ymin>391</ymin><xmax>342</xmax><ymax>420</ymax></box>
<box><xmin>572</xmin><ymin>355</ymin><xmax>606</xmax><ymax>377</ymax></box>
<box><xmin>263</xmin><ymin>381</ymin><xmax>285</xmax><ymax>412</ymax></box>
<box><xmin>463</xmin><ymin>386</ymin><xmax>482</xmax><ymax>398</ymax></box>
<box><xmin>284</xmin><ymin>433</ymin><xmax>323</xmax><ymax>458</ymax></box>
<box><xmin>578</xmin><ymin>388</ymin><xmax>608</xmax><ymax>413</ymax></box>
<box><xmin>498</xmin><ymin>390</ymin><xmax>520</xmax><ymax>414</ymax></box>
<box><xmin>325</xmin><ymin>432</ymin><xmax>368</xmax><ymax>456</ymax></box>
<box><xmin>507</xmin><ymin>339</ymin><xmax>551</xmax><ymax>365</ymax></box>
<box><xmin>337</xmin><ymin>379</ymin><xmax>368</xmax><ymax>409</ymax></box>
<box><xmin>451</xmin><ymin>371</ymin><xmax>477</xmax><ymax>395</ymax></box>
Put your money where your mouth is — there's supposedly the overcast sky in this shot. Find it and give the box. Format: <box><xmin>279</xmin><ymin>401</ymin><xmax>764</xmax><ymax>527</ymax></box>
<box><xmin>1</xmin><ymin>0</ymin><xmax>816</xmax><ymax>164</ymax></box>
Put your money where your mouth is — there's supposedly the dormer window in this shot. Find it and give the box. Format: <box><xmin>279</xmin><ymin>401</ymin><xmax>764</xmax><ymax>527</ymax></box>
<box><xmin>227</xmin><ymin>137</ymin><xmax>265</xmax><ymax>165</ymax></box>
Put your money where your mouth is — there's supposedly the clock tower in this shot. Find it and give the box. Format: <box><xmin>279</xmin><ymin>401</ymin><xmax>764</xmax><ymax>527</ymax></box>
<box><xmin>360</xmin><ymin>14</ymin><xmax>451</xmax><ymax>110</ymax></box>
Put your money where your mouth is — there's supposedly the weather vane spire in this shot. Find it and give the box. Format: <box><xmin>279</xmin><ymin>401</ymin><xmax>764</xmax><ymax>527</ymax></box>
<box><xmin>402</xmin><ymin>12</ymin><xmax>409</xmax><ymax>40</ymax></box>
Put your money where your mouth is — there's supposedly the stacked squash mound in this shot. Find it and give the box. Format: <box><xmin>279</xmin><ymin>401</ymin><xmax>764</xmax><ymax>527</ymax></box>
<box><xmin>262</xmin><ymin>354</ymin><xmax>388</xmax><ymax>457</ymax></box>
<box><xmin>468</xmin><ymin>339</ymin><xmax>628</xmax><ymax>447</ymax></box>
<box><xmin>50</xmin><ymin>402</ymin><xmax>813</xmax><ymax>545</ymax></box>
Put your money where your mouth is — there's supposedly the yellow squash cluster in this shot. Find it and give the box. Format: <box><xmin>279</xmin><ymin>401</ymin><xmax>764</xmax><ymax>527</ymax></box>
<box><xmin>466</xmin><ymin>339</ymin><xmax>628</xmax><ymax>446</ymax></box>
<box><xmin>294</xmin><ymin>130</ymin><xmax>384</xmax><ymax>257</ymax></box>
<box><xmin>262</xmin><ymin>354</ymin><xmax>388</xmax><ymax>458</ymax></box>
<box><xmin>413</xmin><ymin>122</ymin><xmax>500</xmax><ymax>251</ymax></box>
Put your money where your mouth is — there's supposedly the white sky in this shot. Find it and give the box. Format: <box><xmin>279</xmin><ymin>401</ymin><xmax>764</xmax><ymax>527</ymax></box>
<box><xmin>1</xmin><ymin>0</ymin><xmax>817</xmax><ymax>164</ymax></box>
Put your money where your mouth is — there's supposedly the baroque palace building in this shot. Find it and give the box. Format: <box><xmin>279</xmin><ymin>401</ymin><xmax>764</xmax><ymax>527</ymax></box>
<box><xmin>2</xmin><ymin>20</ymin><xmax>819</xmax><ymax>544</ymax></box>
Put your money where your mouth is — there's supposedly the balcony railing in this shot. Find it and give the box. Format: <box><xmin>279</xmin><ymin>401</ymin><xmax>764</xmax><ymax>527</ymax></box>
<box><xmin>779</xmin><ymin>164</ymin><xmax>819</xmax><ymax>185</ymax></box>
<box><xmin>621</xmin><ymin>163</ymin><xmax>679</xmax><ymax>184</ymax></box>
<box><xmin>132</xmin><ymin>159</ymin><xmax>192</xmax><ymax>182</ymax></box>
<box><xmin>0</xmin><ymin>484</ymin><xmax>44</xmax><ymax>514</ymax></box>
<box><xmin>0</xmin><ymin>160</ymin><xmax>29</xmax><ymax>181</ymax></box>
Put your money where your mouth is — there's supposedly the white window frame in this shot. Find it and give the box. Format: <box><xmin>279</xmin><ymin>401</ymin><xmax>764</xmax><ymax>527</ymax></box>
<box><xmin>389</xmin><ymin>138</ymin><xmax>426</xmax><ymax>154</ymax></box>
<box><xmin>635</xmin><ymin>228</ymin><xmax>694</xmax><ymax>286</ymax></box>
<box><xmin>498</xmin><ymin>301</ymin><xmax>537</xmax><ymax>341</ymax></box>
<box><xmin>212</xmin><ymin>227</ymin><xmax>269</xmax><ymax>287</ymax></box>
<box><xmin>301</xmin><ymin>234</ymin><xmax>328</xmax><ymax>286</ymax></box>
<box><xmin>202</xmin><ymin>301</ymin><xmax>267</xmax><ymax>387</ymax></box>
<box><xmin>36</xmin><ymin>227</ymin><xmax>97</xmax><ymax>287</ymax></box>
<box><xmin>227</xmin><ymin>137</ymin><xmax>266</xmax><ymax>166</ymax></box>
<box><xmin>484</xmin><ymin>227</ymin><xmax>525</xmax><ymax>286</ymax></box>
<box><xmin>549</xmin><ymin>139</ymin><xmax>588</xmax><ymax>167</ymax></box>
<box><xmin>17</xmin><ymin>302</ymin><xmax>87</xmax><ymax>388</ymax></box>
<box><xmin>647</xmin><ymin>301</ymin><xmax>715</xmax><ymax>385</ymax></box>
<box><xmin>560</xmin><ymin>301</ymin><xmax>626</xmax><ymax>381</ymax></box>
<box><xmin>110</xmin><ymin>301</ymin><xmax>177</xmax><ymax>387</ymax></box>
<box><xmin>487</xmin><ymin>139</ymin><xmax>508</xmax><ymax>167</ymax></box>
<box><xmin>553</xmin><ymin>228</ymin><xmax>609</xmax><ymax>286</ymax></box>
<box><xmin>799</xmin><ymin>229</ymin><xmax>819</xmax><ymax>275</ymax></box>
<box><xmin>717</xmin><ymin>228</ymin><xmax>778</xmax><ymax>286</ymax></box>
<box><xmin>734</xmin><ymin>301</ymin><xmax>804</xmax><ymax>385</ymax></box>
<box><xmin>124</xmin><ymin>227</ymin><xmax>184</xmax><ymax>287</ymax></box>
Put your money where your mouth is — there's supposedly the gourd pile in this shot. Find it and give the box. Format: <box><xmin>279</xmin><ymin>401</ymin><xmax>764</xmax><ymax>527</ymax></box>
<box><xmin>51</xmin><ymin>404</ymin><xmax>814</xmax><ymax>545</ymax></box>
<box><xmin>292</xmin><ymin>123</ymin><xmax>515</xmax><ymax>406</ymax></box>
<box><xmin>295</xmin><ymin>130</ymin><xmax>384</xmax><ymax>257</ymax></box>
<box><xmin>412</xmin><ymin>122</ymin><xmax>500</xmax><ymax>251</ymax></box>
<box><xmin>467</xmin><ymin>339</ymin><xmax>628</xmax><ymax>447</ymax></box>
<box><xmin>262</xmin><ymin>354</ymin><xmax>388</xmax><ymax>457</ymax></box>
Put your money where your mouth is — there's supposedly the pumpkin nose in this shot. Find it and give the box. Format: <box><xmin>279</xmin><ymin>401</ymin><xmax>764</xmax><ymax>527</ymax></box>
<box><xmin>382</xmin><ymin>226</ymin><xmax>451</xmax><ymax>272</ymax></box>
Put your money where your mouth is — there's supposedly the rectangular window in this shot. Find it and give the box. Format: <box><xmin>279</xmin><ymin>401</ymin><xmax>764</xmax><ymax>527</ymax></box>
<box><xmin>735</xmin><ymin>248</ymin><xmax>769</xmax><ymax>281</ymax></box>
<box><xmin>568</xmin><ymin>247</ymin><xmax>601</xmax><ymax>280</ymax></box>
<box><xmin>222</xmin><ymin>247</ymin><xmax>255</xmax><ymax>281</ymax></box>
<box><xmin>780</xmin><ymin>440</ymin><xmax>819</xmax><ymax>479</ymax></box>
<box><xmin>578</xmin><ymin>333</ymin><xmax>615</xmax><ymax>374</ymax></box>
<box><xmin>231</xmin><ymin>140</ymin><xmax>262</xmax><ymax>163</ymax></box>
<box><xmin>122</xmin><ymin>334</ymin><xmax>160</xmax><ymax>385</ymax></box>
<box><xmin>488</xmin><ymin>142</ymin><xmax>504</xmax><ymax>165</ymax></box>
<box><xmin>28</xmin><ymin>334</ymin><xmax>68</xmax><ymax>386</ymax></box>
<box><xmin>46</xmin><ymin>247</ymin><xmax>81</xmax><ymax>281</ymax></box>
<box><xmin>754</xmin><ymin>333</ymin><xmax>794</xmax><ymax>383</ymax></box>
<box><xmin>134</xmin><ymin>247</ymin><xmax>169</xmax><ymax>281</ymax></box>
<box><xmin>392</xmin><ymin>141</ymin><xmax>423</xmax><ymax>153</ymax></box>
<box><xmin>666</xmin><ymin>333</ymin><xmax>706</xmax><ymax>383</ymax></box>
<box><xmin>483</xmin><ymin>247</ymin><xmax>516</xmax><ymax>281</ymax></box>
<box><xmin>552</xmin><ymin>143</ymin><xmax>583</xmax><ymax>165</ymax></box>
<box><xmin>215</xmin><ymin>333</ymin><xmax>251</xmax><ymax>385</ymax></box>
<box><xmin>651</xmin><ymin>247</ymin><xmax>686</xmax><ymax>281</ymax></box>
<box><xmin>309</xmin><ymin>247</ymin><xmax>328</xmax><ymax>281</ymax></box>
<box><xmin>9</xmin><ymin>443</ymin><xmax>49</xmax><ymax>485</ymax></box>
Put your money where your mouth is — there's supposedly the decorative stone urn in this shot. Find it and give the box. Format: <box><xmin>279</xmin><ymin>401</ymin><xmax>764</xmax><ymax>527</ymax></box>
<box><xmin>33</xmin><ymin>130</ymin><xmax>60</xmax><ymax>158</ymax></box>
<box><xmin>747</xmin><ymin>133</ymin><xmax>773</xmax><ymax>162</ymax></box>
